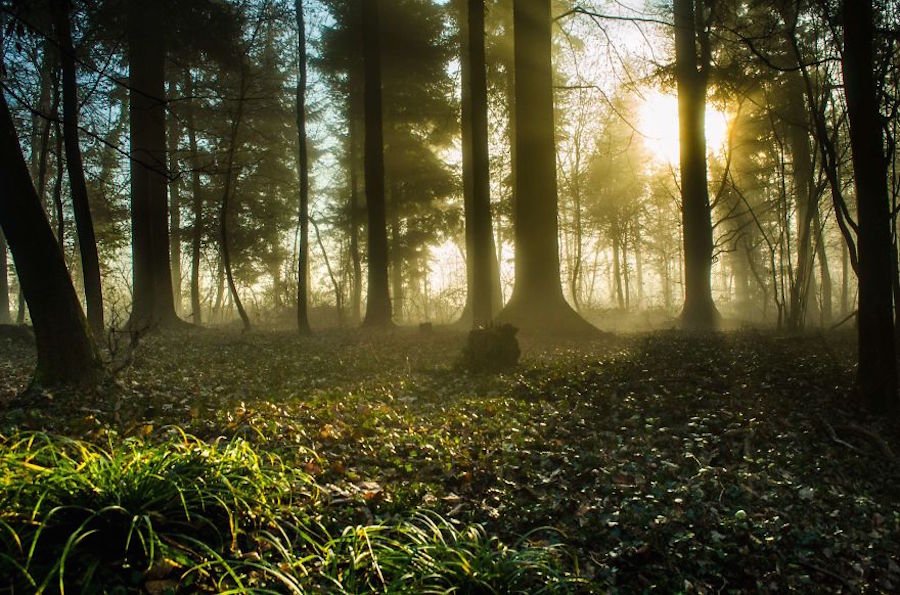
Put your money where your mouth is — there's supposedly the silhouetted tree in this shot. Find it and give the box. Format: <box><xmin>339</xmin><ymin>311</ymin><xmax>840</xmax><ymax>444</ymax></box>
<box><xmin>127</xmin><ymin>0</ymin><xmax>179</xmax><ymax>328</ymax></box>
<box><xmin>296</xmin><ymin>0</ymin><xmax>311</xmax><ymax>334</ymax></box>
<box><xmin>0</xmin><ymin>231</ymin><xmax>9</xmax><ymax>325</ymax></box>
<box><xmin>497</xmin><ymin>0</ymin><xmax>593</xmax><ymax>335</ymax></box>
<box><xmin>841</xmin><ymin>0</ymin><xmax>898</xmax><ymax>412</ymax></box>
<box><xmin>465</xmin><ymin>0</ymin><xmax>494</xmax><ymax>328</ymax></box>
<box><xmin>54</xmin><ymin>0</ymin><xmax>104</xmax><ymax>338</ymax></box>
<box><xmin>674</xmin><ymin>0</ymin><xmax>718</xmax><ymax>328</ymax></box>
<box><xmin>0</xmin><ymin>90</ymin><xmax>102</xmax><ymax>386</ymax></box>
<box><xmin>361</xmin><ymin>0</ymin><xmax>392</xmax><ymax>327</ymax></box>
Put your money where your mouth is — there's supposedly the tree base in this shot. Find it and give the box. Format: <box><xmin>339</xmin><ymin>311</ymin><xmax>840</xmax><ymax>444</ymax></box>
<box><xmin>496</xmin><ymin>295</ymin><xmax>601</xmax><ymax>337</ymax></box>
<box><xmin>678</xmin><ymin>300</ymin><xmax>720</xmax><ymax>331</ymax></box>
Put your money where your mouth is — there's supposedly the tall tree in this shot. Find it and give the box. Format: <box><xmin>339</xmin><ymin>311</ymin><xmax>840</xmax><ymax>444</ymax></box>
<box><xmin>127</xmin><ymin>0</ymin><xmax>179</xmax><ymax>328</ymax></box>
<box><xmin>841</xmin><ymin>0</ymin><xmax>898</xmax><ymax>412</ymax></box>
<box><xmin>184</xmin><ymin>69</ymin><xmax>204</xmax><ymax>325</ymax></box>
<box><xmin>54</xmin><ymin>0</ymin><xmax>104</xmax><ymax>338</ymax></box>
<box><xmin>497</xmin><ymin>0</ymin><xmax>593</xmax><ymax>334</ymax></box>
<box><xmin>0</xmin><ymin>91</ymin><xmax>102</xmax><ymax>387</ymax></box>
<box><xmin>674</xmin><ymin>0</ymin><xmax>718</xmax><ymax>328</ymax></box>
<box><xmin>466</xmin><ymin>0</ymin><xmax>494</xmax><ymax>328</ymax></box>
<box><xmin>361</xmin><ymin>0</ymin><xmax>392</xmax><ymax>327</ymax></box>
<box><xmin>168</xmin><ymin>79</ymin><xmax>183</xmax><ymax>317</ymax></box>
<box><xmin>296</xmin><ymin>0</ymin><xmax>311</xmax><ymax>334</ymax></box>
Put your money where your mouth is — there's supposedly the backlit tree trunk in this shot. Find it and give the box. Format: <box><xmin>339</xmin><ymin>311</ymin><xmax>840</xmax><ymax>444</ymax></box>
<box><xmin>127</xmin><ymin>0</ymin><xmax>179</xmax><ymax>328</ymax></box>
<box><xmin>0</xmin><ymin>231</ymin><xmax>9</xmax><ymax>324</ymax></box>
<box><xmin>841</xmin><ymin>0</ymin><xmax>898</xmax><ymax>412</ymax></box>
<box><xmin>674</xmin><ymin>0</ymin><xmax>718</xmax><ymax>328</ymax></box>
<box><xmin>185</xmin><ymin>69</ymin><xmax>203</xmax><ymax>325</ymax></box>
<box><xmin>296</xmin><ymin>0</ymin><xmax>312</xmax><ymax>334</ymax></box>
<box><xmin>361</xmin><ymin>0</ymin><xmax>392</xmax><ymax>327</ymax></box>
<box><xmin>497</xmin><ymin>0</ymin><xmax>594</xmax><ymax>335</ymax></box>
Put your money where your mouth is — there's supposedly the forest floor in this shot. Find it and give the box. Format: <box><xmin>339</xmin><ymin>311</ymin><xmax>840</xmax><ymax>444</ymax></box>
<box><xmin>0</xmin><ymin>326</ymin><xmax>898</xmax><ymax>593</ymax></box>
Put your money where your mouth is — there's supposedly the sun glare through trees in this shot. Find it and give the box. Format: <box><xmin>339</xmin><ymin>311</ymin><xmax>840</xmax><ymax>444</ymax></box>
<box><xmin>1</xmin><ymin>0</ymin><xmax>899</xmax><ymax>592</ymax></box>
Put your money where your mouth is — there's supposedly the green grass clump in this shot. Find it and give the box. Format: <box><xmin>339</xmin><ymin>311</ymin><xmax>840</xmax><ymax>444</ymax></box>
<box><xmin>293</xmin><ymin>512</ymin><xmax>581</xmax><ymax>593</ymax></box>
<box><xmin>0</xmin><ymin>430</ymin><xmax>316</xmax><ymax>593</ymax></box>
<box><xmin>0</xmin><ymin>430</ymin><xmax>585</xmax><ymax>593</ymax></box>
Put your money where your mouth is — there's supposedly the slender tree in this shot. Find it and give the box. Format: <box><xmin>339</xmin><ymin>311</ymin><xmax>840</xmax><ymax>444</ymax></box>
<box><xmin>674</xmin><ymin>0</ymin><xmax>718</xmax><ymax>328</ymax></box>
<box><xmin>496</xmin><ymin>0</ymin><xmax>594</xmax><ymax>334</ymax></box>
<box><xmin>841</xmin><ymin>0</ymin><xmax>898</xmax><ymax>412</ymax></box>
<box><xmin>54</xmin><ymin>0</ymin><xmax>104</xmax><ymax>338</ymax></box>
<box><xmin>168</xmin><ymin>79</ymin><xmax>183</xmax><ymax>317</ymax></box>
<box><xmin>361</xmin><ymin>0</ymin><xmax>392</xmax><ymax>327</ymax></box>
<box><xmin>184</xmin><ymin>69</ymin><xmax>204</xmax><ymax>325</ymax></box>
<box><xmin>296</xmin><ymin>0</ymin><xmax>312</xmax><ymax>334</ymax></box>
<box><xmin>0</xmin><ymin>91</ymin><xmax>102</xmax><ymax>387</ymax></box>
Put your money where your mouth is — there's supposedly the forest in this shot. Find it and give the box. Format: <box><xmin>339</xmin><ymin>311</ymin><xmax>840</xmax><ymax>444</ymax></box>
<box><xmin>0</xmin><ymin>0</ymin><xmax>899</xmax><ymax>592</ymax></box>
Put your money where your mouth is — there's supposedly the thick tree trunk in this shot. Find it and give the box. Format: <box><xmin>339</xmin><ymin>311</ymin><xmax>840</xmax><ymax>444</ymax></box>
<box><xmin>296</xmin><ymin>0</ymin><xmax>311</xmax><ymax>334</ymax></box>
<box><xmin>497</xmin><ymin>0</ymin><xmax>594</xmax><ymax>335</ymax></box>
<box><xmin>842</xmin><ymin>0</ymin><xmax>898</xmax><ymax>412</ymax></box>
<box><xmin>361</xmin><ymin>0</ymin><xmax>392</xmax><ymax>327</ymax></box>
<box><xmin>390</xmin><ymin>203</ymin><xmax>403</xmax><ymax>320</ymax></box>
<box><xmin>127</xmin><ymin>0</ymin><xmax>178</xmax><ymax>328</ymax></box>
<box><xmin>674</xmin><ymin>0</ymin><xmax>718</xmax><ymax>328</ymax></box>
<box><xmin>184</xmin><ymin>70</ymin><xmax>203</xmax><ymax>325</ymax></box>
<box><xmin>466</xmin><ymin>0</ymin><xmax>495</xmax><ymax>328</ymax></box>
<box><xmin>55</xmin><ymin>0</ymin><xmax>104</xmax><ymax>339</ymax></box>
<box><xmin>0</xmin><ymin>91</ymin><xmax>102</xmax><ymax>387</ymax></box>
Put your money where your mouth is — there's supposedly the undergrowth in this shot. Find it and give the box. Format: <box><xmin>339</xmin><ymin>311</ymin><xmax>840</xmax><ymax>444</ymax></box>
<box><xmin>0</xmin><ymin>430</ymin><xmax>583</xmax><ymax>593</ymax></box>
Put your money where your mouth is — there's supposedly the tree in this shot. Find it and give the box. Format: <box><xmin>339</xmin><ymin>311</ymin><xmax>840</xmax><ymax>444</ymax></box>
<box><xmin>127</xmin><ymin>0</ymin><xmax>179</xmax><ymax>328</ymax></box>
<box><xmin>361</xmin><ymin>0</ymin><xmax>392</xmax><ymax>327</ymax></box>
<box><xmin>0</xmin><ymin>90</ymin><xmax>102</xmax><ymax>387</ymax></box>
<box><xmin>0</xmin><ymin>231</ymin><xmax>9</xmax><ymax>325</ymax></box>
<box><xmin>296</xmin><ymin>0</ymin><xmax>311</xmax><ymax>334</ymax></box>
<box><xmin>465</xmin><ymin>0</ymin><xmax>494</xmax><ymax>328</ymax></box>
<box><xmin>496</xmin><ymin>0</ymin><xmax>594</xmax><ymax>335</ymax></box>
<box><xmin>841</xmin><ymin>0</ymin><xmax>898</xmax><ymax>412</ymax></box>
<box><xmin>54</xmin><ymin>0</ymin><xmax>104</xmax><ymax>338</ymax></box>
<box><xmin>674</xmin><ymin>0</ymin><xmax>718</xmax><ymax>328</ymax></box>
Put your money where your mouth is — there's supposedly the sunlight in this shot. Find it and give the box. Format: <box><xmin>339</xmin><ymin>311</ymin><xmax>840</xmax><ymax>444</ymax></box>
<box><xmin>637</xmin><ymin>90</ymin><xmax>730</xmax><ymax>167</ymax></box>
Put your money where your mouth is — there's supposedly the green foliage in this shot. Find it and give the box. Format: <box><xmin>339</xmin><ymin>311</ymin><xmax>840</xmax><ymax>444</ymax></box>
<box><xmin>460</xmin><ymin>324</ymin><xmax>521</xmax><ymax>373</ymax></box>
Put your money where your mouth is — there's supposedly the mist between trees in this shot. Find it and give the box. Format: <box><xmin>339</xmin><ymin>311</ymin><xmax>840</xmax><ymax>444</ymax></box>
<box><xmin>0</xmin><ymin>0</ymin><xmax>897</xmax><ymax>409</ymax></box>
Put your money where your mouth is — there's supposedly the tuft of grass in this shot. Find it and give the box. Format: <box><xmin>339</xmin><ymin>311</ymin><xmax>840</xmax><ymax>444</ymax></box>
<box><xmin>0</xmin><ymin>429</ymin><xmax>316</xmax><ymax>593</ymax></box>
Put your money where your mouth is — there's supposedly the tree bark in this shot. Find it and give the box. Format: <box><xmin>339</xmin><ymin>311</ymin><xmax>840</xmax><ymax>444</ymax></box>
<box><xmin>0</xmin><ymin>90</ymin><xmax>102</xmax><ymax>387</ymax></box>
<box><xmin>296</xmin><ymin>0</ymin><xmax>312</xmax><ymax>334</ymax></box>
<box><xmin>674</xmin><ymin>0</ymin><xmax>718</xmax><ymax>328</ymax></box>
<box><xmin>841</xmin><ymin>0</ymin><xmax>898</xmax><ymax>412</ymax></box>
<box><xmin>167</xmin><ymin>79</ymin><xmax>182</xmax><ymax>317</ymax></box>
<box><xmin>0</xmin><ymin>230</ymin><xmax>9</xmax><ymax>324</ymax></box>
<box><xmin>184</xmin><ymin>70</ymin><xmax>203</xmax><ymax>325</ymax></box>
<box><xmin>55</xmin><ymin>0</ymin><xmax>104</xmax><ymax>339</ymax></box>
<box><xmin>497</xmin><ymin>0</ymin><xmax>594</xmax><ymax>335</ymax></box>
<box><xmin>361</xmin><ymin>0</ymin><xmax>392</xmax><ymax>327</ymax></box>
<box><xmin>465</xmin><ymin>0</ymin><xmax>495</xmax><ymax>328</ymax></box>
<box><xmin>127</xmin><ymin>0</ymin><xmax>179</xmax><ymax>328</ymax></box>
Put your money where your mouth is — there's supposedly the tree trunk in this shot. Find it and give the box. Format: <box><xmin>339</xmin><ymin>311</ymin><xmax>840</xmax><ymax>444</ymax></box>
<box><xmin>497</xmin><ymin>0</ymin><xmax>594</xmax><ymax>335</ymax></box>
<box><xmin>220</xmin><ymin>72</ymin><xmax>251</xmax><ymax>333</ymax></box>
<box><xmin>815</xmin><ymin>206</ymin><xmax>832</xmax><ymax>324</ymax></box>
<box><xmin>0</xmin><ymin>230</ymin><xmax>9</xmax><ymax>324</ymax></box>
<box><xmin>167</xmin><ymin>79</ymin><xmax>182</xmax><ymax>317</ymax></box>
<box><xmin>348</xmin><ymin>111</ymin><xmax>362</xmax><ymax>325</ymax></box>
<box><xmin>842</xmin><ymin>0</ymin><xmax>898</xmax><ymax>412</ymax></box>
<box><xmin>465</xmin><ymin>0</ymin><xmax>494</xmax><ymax>328</ymax></box>
<box><xmin>0</xmin><ymin>90</ymin><xmax>102</xmax><ymax>387</ymax></box>
<box><xmin>390</xmin><ymin>203</ymin><xmax>403</xmax><ymax>320</ymax></box>
<box><xmin>55</xmin><ymin>0</ymin><xmax>104</xmax><ymax>339</ymax></box>
<box><xmin>361</xmin><ymin>0</ymin><xmax>392</xmax><ymax>327</ymax></box>
<box><xmin>294</xmin><ymin>0</ymin><xmax>312</xmax><ymax>334</ymax></box>
<box><xmin>127</xmin><ymin>0</ymin><xmax>178</xmax><ymax>328</ymax></box>
<box><xmin>612</xmin><ymin>235</ymin><xmax>624</xmax><ymax>309</ymax></box>
<box><xmin>674</xmin><ymin>0</ymin><xmax>718</xmax><ymax>328</ymax></box>
<box><xmin>184</xmin><ymin>70</ymin><xmax>203</xmax><ymax>325</ymax></box>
